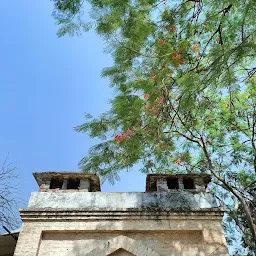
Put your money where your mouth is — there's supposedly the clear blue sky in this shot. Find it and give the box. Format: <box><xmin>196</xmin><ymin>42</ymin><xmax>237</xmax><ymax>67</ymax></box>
<box><xmin>0</xmin><ymin>1</ymin><xmax>146</xmax><ymax>209</ymax></box>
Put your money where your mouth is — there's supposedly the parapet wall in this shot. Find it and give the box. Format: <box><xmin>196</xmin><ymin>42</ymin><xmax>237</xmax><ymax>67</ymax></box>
<box><xmin>27</xmin><ymin>191</ymin><xmax>219</xmax><ymax>210</ymax></box>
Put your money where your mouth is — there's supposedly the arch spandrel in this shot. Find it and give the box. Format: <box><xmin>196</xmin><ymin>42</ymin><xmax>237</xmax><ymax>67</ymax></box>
<box><xmin>86</xmin><ymin>235</ymin><xmax>160</xmax><ymax>256</ymax></box>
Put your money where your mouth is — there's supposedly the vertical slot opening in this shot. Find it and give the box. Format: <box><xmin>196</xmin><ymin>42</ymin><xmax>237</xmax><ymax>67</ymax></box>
<box><xmin>167</xmin><ymin>178</ymin><xmax>179</xmax><ymax>189</ymax></box>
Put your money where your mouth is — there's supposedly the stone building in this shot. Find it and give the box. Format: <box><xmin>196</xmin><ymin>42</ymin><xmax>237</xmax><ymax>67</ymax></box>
<box><xmin>14</xmin><ymin>172</ymin><xmax>228</xmax><ymax>256</ymax></box>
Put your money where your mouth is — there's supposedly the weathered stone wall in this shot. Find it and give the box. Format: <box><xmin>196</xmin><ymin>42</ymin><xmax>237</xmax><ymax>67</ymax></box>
<box><xmin>14</xmin><ymin>211</ymin><xmax>228</xmax><ymax>256</ymax></box>
<box><xmin>38</xmin><ymin>231</ymin><xmax>203</xmax><ymax>256</ymax></box>
<box><xmin>14</xmin><ymin>188</ymin><xmax>228</xmax><ymax>256</ymax></box>
<box><xmin>27</xmin><ymin>191</ymin><xmax>218</xmax><ymax>210</ymax></box>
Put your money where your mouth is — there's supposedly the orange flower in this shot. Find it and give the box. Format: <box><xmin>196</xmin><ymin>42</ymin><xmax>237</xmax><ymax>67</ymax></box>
<box><xmin>144</xmin><ymin>94</ymin><xmax>148</xmax><ymax>99</ymax></box>
<box><xmin>146</xmin><ymin>106</ymin><xmax>152</xmax><ymax>113</ymax></box>
<box><xmin>172</xmin><ymin>53</ymin><xmax>184</xmax><ymax>65</ymax></box>
<box><xmin>158</xmin><ymin>39</ymin><xmax>166</xmax><ymax>45</ymax></box>
<box><xmin>172</xmin><ymin>53</ymin><xmax>181</xmax><ymax>59</ymax></box>
<box><xmin>158</xmin><ymin>97</ymin><xmax>164</xmax><ymax>103</ymax></box>
<box><xmin>178</xmin><ymin>58</ymin><xmax>184</xmax><ymax>64</ymax></box>
<box><xmin>121</xmin><ymin>133</ymin><xmax>127</xmax><ymax>139</ymax></box>
<box><xmin>170</xmin><ymin>25</ymin><xmax>176</xmax><ymax>32</ymax></box>
<box><xmin>175</xmin><ymin>159</ymin><xmax>182</xmax><ymax>166</ymax></box>
<box><xmin>126</xmin><ymin>129</ymin><xmax>136</xmax><ymax>135</ymax></box>
<box><xmin>114</xmin><ymin>135</ymin><xmax>121</xmax><ymax>141</ymax></box>
<box><xmin>192</xmin><ymin>45</ymin><xmax>198</xmax><ymax>51</ymax></box>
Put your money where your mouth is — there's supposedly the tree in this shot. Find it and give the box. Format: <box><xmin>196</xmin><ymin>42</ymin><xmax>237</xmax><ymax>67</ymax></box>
<box><xmin>51</xmin><ymin>0</ymin><xmax>256</xmax><ymax>254</ymax></box>
<box><xmin>0</xmin><ymin>158</ymin><xmax>21</xmax><ymax>233</ymax></box>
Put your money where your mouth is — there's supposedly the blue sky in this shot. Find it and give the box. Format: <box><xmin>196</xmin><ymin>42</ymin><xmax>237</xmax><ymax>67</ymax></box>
<box><xmin>0</xmin><ymin>1</ymin><xmax>146</xmax><ymax>210</ymax></box>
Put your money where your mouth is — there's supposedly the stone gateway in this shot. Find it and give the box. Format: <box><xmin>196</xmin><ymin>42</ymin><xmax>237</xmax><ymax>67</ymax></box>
<box><xmin>14</xmin><ymin>172</ymin><xmax>228</xmax><ymax>256</ymax></box>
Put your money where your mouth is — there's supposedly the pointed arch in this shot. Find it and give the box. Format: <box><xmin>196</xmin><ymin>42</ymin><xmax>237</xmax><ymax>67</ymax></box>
<box><xmin>107</xmin><ymin>248</ymin><xmax>135</xmax><ymax>255</ymax></box>
<box><xmin>86</xmin><ymin>235</ymin><xmax>160</xmax><ymax>256</ymax></box>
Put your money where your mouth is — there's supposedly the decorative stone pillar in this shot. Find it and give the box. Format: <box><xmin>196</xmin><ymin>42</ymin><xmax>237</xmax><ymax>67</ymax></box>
<box><xmin>79</xmin><ymin>179</ymin><xmax>90</xmax><ymax>191</ymax></box>
<box><xmin>178</xmin><ymin>178</ymin><xmax>184</xmax><ymax>189</ymax></box>
<box><xmin>156</xmin><ymin>178</ymin><xmax>169</xmax><ymax>192</ymax></box>
<box><xmin>39</xmin><ymin>179</ymin><xmax>50</xmax><ymax>192</ymax></box>
<box><xmin>61</xmin><ymin>179</ymin><xmax>68</xmax><ymax>190</ymax></box>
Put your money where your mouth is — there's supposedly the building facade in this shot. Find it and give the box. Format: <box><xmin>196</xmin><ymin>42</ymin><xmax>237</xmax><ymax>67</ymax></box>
<box><xmin>14</xmin><ymin>172</ymin><xmax>228</xmax><ymax>256</ymax></box>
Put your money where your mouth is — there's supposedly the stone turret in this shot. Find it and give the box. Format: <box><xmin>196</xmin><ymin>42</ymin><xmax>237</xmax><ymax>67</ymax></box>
<box><xmin>33</xmin><ymin>172</ymin><xmax>100</xmax><ymax>192</ymax></box>
<box><xmin>146</xmin><ymin>173</ymin><xmax>211</xmax><ymax>192</ymax></box>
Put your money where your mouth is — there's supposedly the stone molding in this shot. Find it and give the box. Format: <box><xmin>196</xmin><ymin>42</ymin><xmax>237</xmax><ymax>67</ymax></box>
<box><xmin>19</xmin><ymin>208</ymin><xmax>224</xmax><ymax>222</ymax></box>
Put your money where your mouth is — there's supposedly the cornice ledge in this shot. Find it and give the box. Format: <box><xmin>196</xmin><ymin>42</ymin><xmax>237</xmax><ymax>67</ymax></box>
<box><xmin>19</xmin><ymin>207</ymin><xmax>225</xmax><ymax>221</ymax></box>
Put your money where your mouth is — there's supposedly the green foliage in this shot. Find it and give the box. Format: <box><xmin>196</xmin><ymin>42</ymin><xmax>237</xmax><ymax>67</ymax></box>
<box><xmin>51</xmin><ymin>0</ymin><xmax>92</xmax><ymax>36</ymax></box>
<box><xmin>52</xmin><ymin>0</ymin><xmax>256</xmax><ymax>254</ymax></box>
